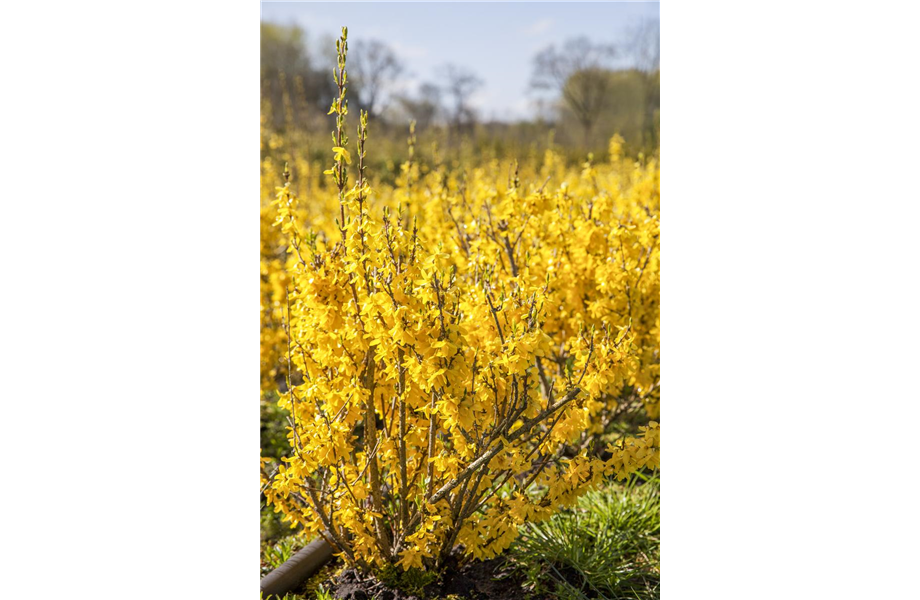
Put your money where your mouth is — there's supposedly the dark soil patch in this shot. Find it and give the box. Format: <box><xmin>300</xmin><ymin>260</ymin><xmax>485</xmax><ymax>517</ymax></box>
<box><xmin>327</xmin><ymin>555</ymin><xmax>550</xmax><ymax>600</ymax></box>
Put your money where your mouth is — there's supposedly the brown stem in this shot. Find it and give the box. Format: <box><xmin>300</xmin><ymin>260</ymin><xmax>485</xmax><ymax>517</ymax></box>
<box><xmin>429</xmin><ymin>386</ymin><xmax>581</xmax><ymax>505</ymax></box>
<box><xmin>363</xmin><ymin>354</ymin><xmax>392</xmax><ymax>556</ymax></box>
<box><xmin>397</xmin><ymin>348</ymin><xmax>409</xmax><ymax>531</ymax></box>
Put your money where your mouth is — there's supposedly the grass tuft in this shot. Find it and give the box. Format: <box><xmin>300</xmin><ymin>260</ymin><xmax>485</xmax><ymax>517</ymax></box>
<box><xmin>510</xmin><ymin>474</ymin><xmax>660</xmax><ymax>600</ymax></box>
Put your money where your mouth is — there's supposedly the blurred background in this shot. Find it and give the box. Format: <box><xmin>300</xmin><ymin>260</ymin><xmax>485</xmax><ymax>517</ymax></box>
<box><xmin>260</xmin><ymin>2</ymin><xmax>659</xmax><ymax>165</ymax></box>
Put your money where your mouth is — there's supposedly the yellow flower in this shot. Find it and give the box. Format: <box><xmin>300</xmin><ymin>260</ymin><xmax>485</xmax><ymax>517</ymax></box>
<box><xmin>332</xmin><ymin>146</ymin><xmax>352</xmax><ymax>164</ymax></box>
<box><xmin>260</xmin><ymin>21</ymin><xmax>661</xmax><ymax>575</ymax></box>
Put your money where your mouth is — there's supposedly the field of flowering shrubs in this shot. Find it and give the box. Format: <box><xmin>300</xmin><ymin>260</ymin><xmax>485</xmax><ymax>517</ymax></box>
<box><xmin>261</xmin><ymin>27</ymin><xmax>659</xmax><ymax>599</ymax></box>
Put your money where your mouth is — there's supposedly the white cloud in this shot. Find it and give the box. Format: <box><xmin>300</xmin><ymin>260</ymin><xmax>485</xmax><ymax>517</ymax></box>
<box><xmin>509</xmin><ymin>97</ymin><xmax>534</xmax><ymax>120</ymax></box>
<box><xmin>523</xmin><ymin>18</ymin><xmax>553</xmax><ymax>36</ymax></box>
<box><xmin>391</xmin><ymin>40</ymin><xmax>428</xmax><ymax>60</ymax></box>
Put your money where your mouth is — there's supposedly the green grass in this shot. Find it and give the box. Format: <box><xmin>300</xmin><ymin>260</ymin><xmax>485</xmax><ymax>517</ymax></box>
<box><xmin>260</xmin><ymin>475</ymin><xmax>660</xmax><ymax>600</ymax></box>
<box><xmin>510</xmin><ymin>474</ymin><xmax>660</xmax><ymax>600</ymax></box>
<box><xmin>262</xmin><ymin>535</ymin><xmax>308</xmax><ymax>572</ymax></box>
<box><xmin>260</xmin><ymin>532</ymin><xmax>342</xmax><ymax>599</ymax></box>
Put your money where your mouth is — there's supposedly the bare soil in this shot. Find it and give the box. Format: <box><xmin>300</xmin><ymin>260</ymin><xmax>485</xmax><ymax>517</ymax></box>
<box><xmin>326</xmin><ymin>556</ymin><xmax>549</xmax><ymax>600</ymax></box>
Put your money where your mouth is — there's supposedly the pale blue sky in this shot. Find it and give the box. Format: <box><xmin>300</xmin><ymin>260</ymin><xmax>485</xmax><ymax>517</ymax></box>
<box><xmin>261</xmin><ymin>1</ymin><xmax>659</xmax><ymax>121</ymax></box>
<box><xmin>260</xmin><ymin>0</ymin><xmax>920</xmax><ymax>120</ymax></box>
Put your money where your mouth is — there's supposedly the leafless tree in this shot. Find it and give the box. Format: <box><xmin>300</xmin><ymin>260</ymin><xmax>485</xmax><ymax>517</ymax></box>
<box><xmin>625</xmin><ymin>19</ymin><xmax>660</xmax><ymax>147</ymax></box>
<box><xmin>439</xmin><ymin>64</ymin><xmax>483</xmax><ymax>138</ymax></box>
<box><xmin>395</xmin><ymin>83</ymin><xmax>442</xmax><ymax>131</ymax></box>
<box><xmin>530</xmin><ymin>37</ymin><xmax>618</xmax><ymax>146</ymax></box>
<box><xmin>350</xmin><ymin>39</ymin><xmax>405</xmax><ymax>118</ymax></box>
<box><xmin>260</xmin><ymin>23</ymin><xmax>336</xmax><ymax>129</ymax></box>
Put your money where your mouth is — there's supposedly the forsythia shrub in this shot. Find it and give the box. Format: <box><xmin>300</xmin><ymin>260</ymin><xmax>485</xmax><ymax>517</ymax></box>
<box><xmin>260</xmin><ymin>179</ymin><xmax>289</xmax><ymax>392</ymax></box>
<box><xmin>261</xmin><ymin>27</ymin><xmax>659</xmax><ymax>575</ymax></box>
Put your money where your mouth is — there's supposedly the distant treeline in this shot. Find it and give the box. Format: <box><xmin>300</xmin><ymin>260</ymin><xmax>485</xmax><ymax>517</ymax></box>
<box><xmin>261</xmin><ymin>21</ymin><xmax>659</xmax><ymax>159</ymax></box>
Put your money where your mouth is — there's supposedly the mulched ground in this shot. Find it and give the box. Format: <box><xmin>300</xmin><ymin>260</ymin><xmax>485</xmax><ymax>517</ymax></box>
<box><xmin>323</xmin><ymin>555</ymin><xmax>550</xmax><ymax>600</ymax></box>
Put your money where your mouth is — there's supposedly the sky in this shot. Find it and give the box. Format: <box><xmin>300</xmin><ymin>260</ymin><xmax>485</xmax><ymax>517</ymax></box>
<box><xmin>260</xmin><ymin>0</ymin><xmax>920</xmax><ymax>120</ymax></box>
<box><xmin>261</xmin><ymin>1</ymin><xmax>659</xmax><ymax>122</ymax></box>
